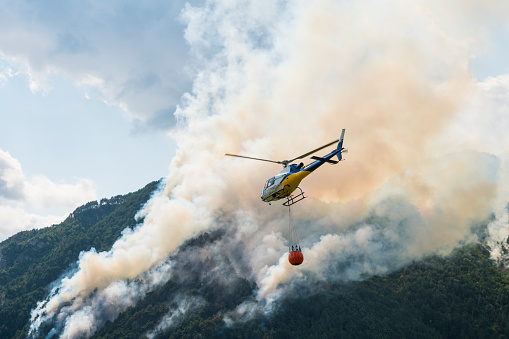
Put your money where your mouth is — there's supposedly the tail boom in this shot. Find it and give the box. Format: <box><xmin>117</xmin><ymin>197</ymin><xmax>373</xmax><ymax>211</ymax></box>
<box><xmin>303</xmin><ymin>129</ymin><xmax>346</xmax><ymax>172</ymax></box>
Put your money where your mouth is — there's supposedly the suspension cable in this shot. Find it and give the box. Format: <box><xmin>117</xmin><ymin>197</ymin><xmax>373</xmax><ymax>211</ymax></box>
<box><xmin>288</xmin><ymin>205</ymin><xmax>300</xmax><ymax>251</ymax></box>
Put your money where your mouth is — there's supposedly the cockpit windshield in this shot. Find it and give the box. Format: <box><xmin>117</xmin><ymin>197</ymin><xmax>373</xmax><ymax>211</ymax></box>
<box><xmin>264</xmin><ymin>177</ymin><xmax>276</xmax><ymax>189</ymax></box>
<box><xmin>264</xmin><ymin>174</ymin><xmax>286</xmax><ymax>190</ymax></box>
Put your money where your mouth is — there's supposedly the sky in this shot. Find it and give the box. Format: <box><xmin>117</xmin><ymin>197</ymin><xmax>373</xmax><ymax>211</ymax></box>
<box><xmin>0</xmin><ymin>1</ymin><xmax>507</xmax><ymax>240</ymax></box>
<box><xmin>0</xmin><ymin>2</ymin><xmax>507</xmax><ymax>239</ymax></box>
<box><xmin>2</xmin><ymin>0</ymin><xmax>509</xmax><ymax>337</ymax></box>
<box><xmin>0</xmin><ymin>0</ymin><xmax>202</xmax><ymax>241</ymax></box>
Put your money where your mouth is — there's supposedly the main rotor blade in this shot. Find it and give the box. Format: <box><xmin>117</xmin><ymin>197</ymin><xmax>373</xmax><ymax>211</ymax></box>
<box><xmin>285</xmin><ymin>139</ymin><xmax>339</xmax><ymax>164</ymax></box>
<box><xmin>226</xmin><ymin>139</ymin><xmax>339</xmax><ymax>167</ymax></box>
<box><xmin>225</xmin><ymin>153</ymin><xmax>282</xmax><ymax>165</ymax></box>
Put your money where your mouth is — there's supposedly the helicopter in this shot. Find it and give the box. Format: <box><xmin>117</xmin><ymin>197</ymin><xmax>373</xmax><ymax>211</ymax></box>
<box><xmin>226</xmin><ymin>129</ymin><xmax>346</xmax><ymax>206</ymax></box>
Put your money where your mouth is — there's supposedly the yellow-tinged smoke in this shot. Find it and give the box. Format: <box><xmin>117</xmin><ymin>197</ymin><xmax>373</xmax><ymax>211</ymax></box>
<box><xmin>30</xmin><ymin>0</ymin><xmax>509</xmax><ymax>337</ymax></box>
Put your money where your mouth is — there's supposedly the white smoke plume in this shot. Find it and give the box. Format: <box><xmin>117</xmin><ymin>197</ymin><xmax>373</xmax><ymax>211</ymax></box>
<box><xmin>145</xmin><ymin>294</ymin><xmax>205</xmax><ymax>339</ymax></box>
<box><xmin>29</xmin><ymin>0</ymin><xmax>509</xmax><ymax>337</ymax></box>
<box><xmin>485</xmin><ymin>153</ymin><xmax>509</xmax><ymax>265</ymax></box>
<box><xmin>30</xmin><ymin>260</ymin><xmax>173</xmax><ymax>338</ymax></box>
<box><xmin>252</xmin><ymin>151</ymin><xmax>500</xmax><ymax>312</ymax></box>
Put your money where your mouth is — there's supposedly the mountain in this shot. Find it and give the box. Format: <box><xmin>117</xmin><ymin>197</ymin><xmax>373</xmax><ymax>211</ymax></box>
<box><xmin>0</xmin><ymin>181</ymin><xmax>159</xmax><ymax>338</ymax></box>
<box><xmin>92</xmin><ymin>244</ymin><xmax>509</xmax><ymax>339</ymax></box>
<box><xmin>1</xmin><ymin>181</ymin><xmax>509</xmax><ymax>338</ymax></box>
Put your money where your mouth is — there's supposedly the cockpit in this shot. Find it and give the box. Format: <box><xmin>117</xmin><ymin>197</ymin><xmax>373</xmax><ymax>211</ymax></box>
<box><xmin>264</xmin><ymin>176</ymin><xmax>276</xmax><ymax>189</ymax></box>
<box><xmin>263</xmin><ymin>174</ymin><xmax>286</xmax><ymax>190</ymax></box>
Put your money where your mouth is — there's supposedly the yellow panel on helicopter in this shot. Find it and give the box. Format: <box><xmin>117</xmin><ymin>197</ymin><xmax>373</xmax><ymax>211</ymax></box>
<box><xmin>282</xmin><ymin>170</ymin><xmax>312</xmax><ymax>194</ymax></box>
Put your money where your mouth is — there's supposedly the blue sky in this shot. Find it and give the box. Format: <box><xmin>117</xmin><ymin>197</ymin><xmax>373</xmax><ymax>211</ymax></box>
<box><xmin>0</xmin><ymin>72</ymin><xmax>175</xmax><ymax>197</ymax></box>
<box><xmin>0</xmin><ymin>0</ymin><xmax>201</xmax><ymax>240</ymax></box>
<box><xmin>1</xmin><ymin>0</ymin><xmax>509</xmax><ymax>242</ymax></box>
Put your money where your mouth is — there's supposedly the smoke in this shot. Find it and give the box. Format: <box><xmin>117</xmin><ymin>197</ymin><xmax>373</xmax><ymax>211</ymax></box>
<box><xmin>30</xmin><ymin>260</ymin><xmax>174</xmax><ymax>338</ymax></box>
<box><xmin>253</xmin><ymin>151</ymin><xmax>500</xmax><ymax>312</ymax></box>
<box><xmin>29</xmin><ymin>0</ymin><xmax>509</xmax><ymax>337</ymax></box>
<box><xmin>485</xmin><ymin>153</ymin><xmax>509</xmax><ymax>265</ymax></box>
<box><xmin>145</xmin><ymin>294</ymin><xmax>205</xmax><ymax>339</ymax></box>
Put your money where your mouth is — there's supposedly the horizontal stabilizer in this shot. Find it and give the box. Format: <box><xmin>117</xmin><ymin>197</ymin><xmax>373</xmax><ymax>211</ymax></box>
<box><xmin>310</xmin><ymin>156</ymin><xmax>339</xmax><ymax>164</ymax></box>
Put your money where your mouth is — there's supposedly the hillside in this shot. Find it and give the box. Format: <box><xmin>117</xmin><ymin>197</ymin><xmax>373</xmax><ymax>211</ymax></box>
<box><xmin>1</xmin><ymin>181</ymin><xmax>509</xmax><ymax>338</ymax></box>
<box><xmin>0</xmin><ymin>181</ymin><xmax>160</xmax><ymax>338</ymax></box>
<box><xmin>90</xmin><ymin>243</ymin><xmax>509</xmax><ymax>339</ymax></box>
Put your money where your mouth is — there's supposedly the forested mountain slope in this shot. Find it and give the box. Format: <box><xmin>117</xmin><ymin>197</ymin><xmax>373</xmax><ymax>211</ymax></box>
<box><xmin>91</xmin><ymin>243</ymin><xmax>509</xmax><ymax>339</ymax></box>
<box><xmin>0</xmin><ymin>181</ymin><xmax>160</xmax><ymax>338</ymax></box>
<box><xmin>1</xmin><ymin>180</ymin><xmax>509</xmax><ymax>338</ymax></box>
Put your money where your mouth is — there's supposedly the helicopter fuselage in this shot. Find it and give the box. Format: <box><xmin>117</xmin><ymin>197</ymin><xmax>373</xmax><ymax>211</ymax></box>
<box><xmin>260</xmin><ymin>164</ymin><xmax>311</xmax><ymax>203</ymax></box>
<box><xmin>261</xmin><ymin>140</ymin><xmax>344</xmax><ymax>203</ymax></box>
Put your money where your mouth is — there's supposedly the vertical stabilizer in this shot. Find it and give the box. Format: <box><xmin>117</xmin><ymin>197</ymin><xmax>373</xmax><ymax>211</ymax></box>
<box><xmin>336</xmin><ymin>129</ymin><xmax>345</xmax><ymax>161</ymax></box>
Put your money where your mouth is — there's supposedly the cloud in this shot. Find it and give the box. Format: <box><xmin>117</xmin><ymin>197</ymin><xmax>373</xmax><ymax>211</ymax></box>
<box><xmin>0</xmin><ymin>206</ymin><xmax>66</xmax><ymax>242</ymax></box>
<box><xmin>0</xmin><ymin>149</ymin><xmax>97</xmax><ymax>241</ymax></box>
<box><xmin>0</xmin><ymin>0</ymin><xmax>195</xmax><ymax>130</ymax></box>
<box><xmin>28</xmin><ymin>0</ymin><xmax>509</xmax><ymax>336</ymax></box>
<box><xmin>0</xmin><ymin>148</ymin><xmax>24</xmax><ymax>200</ymax></box>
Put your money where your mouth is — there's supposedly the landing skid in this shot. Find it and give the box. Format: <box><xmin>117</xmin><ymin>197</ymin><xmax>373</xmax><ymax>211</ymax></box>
<box><xmin>283</xmin><ymin>187</ymin><xmax>306</xmax><ymax>207</ymax></box>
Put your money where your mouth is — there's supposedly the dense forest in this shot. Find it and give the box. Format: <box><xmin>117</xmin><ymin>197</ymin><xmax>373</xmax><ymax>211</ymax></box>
<box><xmin>1</xmin><ymin>181</ymin><xmax>509</xmax><ymax>338</ymax></box>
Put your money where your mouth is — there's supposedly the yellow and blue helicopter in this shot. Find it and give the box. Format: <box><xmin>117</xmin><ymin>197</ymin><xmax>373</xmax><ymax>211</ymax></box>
<box><xmin>226</xmin><ymin>129</ymin><xmax>346</xmax><ymax>206</ymax></box>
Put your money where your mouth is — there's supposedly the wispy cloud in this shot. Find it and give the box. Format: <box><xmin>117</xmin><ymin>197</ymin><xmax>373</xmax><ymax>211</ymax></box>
<box><xmin>0</xmin><ymin>149</ymin><xmax>96</xmax><ymax>240</ymax></box>
<box><xmin>0</xmin><ymin>0</ymin><xmax>194</xmax><ymax>130</ymax></box>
